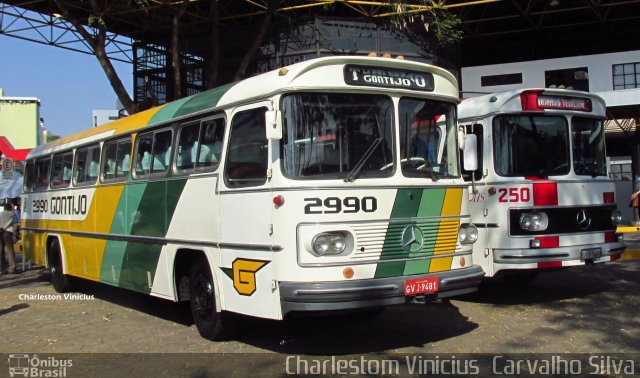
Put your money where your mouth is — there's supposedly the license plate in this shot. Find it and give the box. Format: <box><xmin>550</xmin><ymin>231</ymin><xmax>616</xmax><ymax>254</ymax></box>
<box><xmin>404</xmin><ymin>277</ymin><xmax>439</xmax><ymax>296</ymax></box>
<box><xmin>581</xmin><ymin>247</ymin><xmax>602</xmax><ymax>260</ymax></box>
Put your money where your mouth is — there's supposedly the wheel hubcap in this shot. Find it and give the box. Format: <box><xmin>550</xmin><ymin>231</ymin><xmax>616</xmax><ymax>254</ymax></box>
<box><xmin>194</xmin><ymin>273</ymin><xmax>213</xmax><ymax>317</ymax></box>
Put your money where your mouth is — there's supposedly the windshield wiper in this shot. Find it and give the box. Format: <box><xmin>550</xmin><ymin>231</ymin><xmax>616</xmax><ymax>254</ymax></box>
<box><xmin>344</xmin><ymin>137</ymin><xmax>382</xmax><ymax>182</ymax></box>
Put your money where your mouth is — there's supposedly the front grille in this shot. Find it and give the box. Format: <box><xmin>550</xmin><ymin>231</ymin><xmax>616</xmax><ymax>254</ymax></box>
<box><xmin>509</xmin><ymin>205</ymin><xmax>615</xmax><ymax>236</ymax></box>
<box><xmin>351</xmin><ymin>218</ymin><xmax>460</xmax><ymax>260</ymax></box>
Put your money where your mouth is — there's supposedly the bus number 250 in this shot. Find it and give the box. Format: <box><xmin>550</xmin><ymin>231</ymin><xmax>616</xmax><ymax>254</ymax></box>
<box><xmin>498</xmin><ymin>187</ymin><xmax>531</xmax><ymax>203</ymax></box>
<box><xmin>304</xmin><ymin>197</ymin><xmax>377</xmax><ymax>214</ymax></box>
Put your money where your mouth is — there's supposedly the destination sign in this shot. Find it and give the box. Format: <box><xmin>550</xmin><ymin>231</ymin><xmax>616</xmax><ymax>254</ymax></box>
<box><xmin>344</xmin><ymin>65</ymin><xmax>434</xmax><ymax>91</ymax></box>
<box><xmin>537</xmin><ymin>95</ymin><xmax>592</xmax><ymax>112</ymax></box>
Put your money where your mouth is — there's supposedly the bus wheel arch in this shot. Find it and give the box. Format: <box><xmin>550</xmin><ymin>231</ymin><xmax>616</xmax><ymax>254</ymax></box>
<box><xmin>46</xmin><ymin>235</ymin><xmax>74</xmax><ymax>293</ymax></box>
<box><xmin>175</xmin><ymin>249</ymin><xmax>236</xmax><ymax>341</ymax></box>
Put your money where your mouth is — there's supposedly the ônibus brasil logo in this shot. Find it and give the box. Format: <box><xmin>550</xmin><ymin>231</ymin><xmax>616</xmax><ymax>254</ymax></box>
<box><xmin>7</xmin><ymin>354</ymin><xmax>73</xmax><ymax>377</ymax></box>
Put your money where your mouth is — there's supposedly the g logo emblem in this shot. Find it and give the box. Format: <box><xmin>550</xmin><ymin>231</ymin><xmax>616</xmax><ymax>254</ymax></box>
<box><xmin>401</xmin><ymin>225</ymin><xmax>425</xmax><ymax>253</ymax></box>
<box><xmin>232</xmin><ymin>259</ymin><xmax>268</xmax><ymax>296</ymax></box>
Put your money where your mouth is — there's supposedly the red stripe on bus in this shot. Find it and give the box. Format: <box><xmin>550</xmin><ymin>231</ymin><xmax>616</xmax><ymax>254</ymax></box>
<box><xmin>603</xmin><ymin>192</ymin><xmax>615</xmax><ymax>204</ymax></box>
<box><xmin>535</xmin><ymin>236</ymin><xmax>559</xmax><ymax>248</ymax></box>
<box><xmin>538</xmin><ymin>261</ymin><xmax>562</xmax><ymax>269</ymax></box>
<box><xmin>604</xmin><ymin>231</ymin><xmax>616</xmax><ymax>243</ymax></box>
<box><xmin>532</xmin><ymin>182</ymin><xmax>558</xmax><ymax>206</ymax></box>
<box><xmin>611</xmin><ymin>254</ymin><xmax>621</xmax><ymax>261</ymax></box>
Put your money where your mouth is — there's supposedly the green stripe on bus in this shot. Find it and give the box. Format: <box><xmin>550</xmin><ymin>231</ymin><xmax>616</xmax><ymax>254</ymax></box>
<box><xmin>121</xmin><ymin>179</ymin><xmax>187</xmax><ymax>293</ymax></box>
<box><xmin>148</xmin><ymin>98</ymin><xmax>192</xmax><ymax>126</ymax></box>
<box><xmin>375</xmin><ymin>188</ymin><xmax>446</xmax><ymax>278</ymax></box>
<box><xmin>402</xmin><ymin>189</ymin><xmax>446</xmax><ymax>275</ymax></box>
<box><xmin>100</xmin><ymin>184</ymin><xmax>147</xmax><ymax>286</ymax></box>
<box><xmin>173</xmin><ymin>82</ymin><xmax>236</xmax><ymax>119</ymax></box>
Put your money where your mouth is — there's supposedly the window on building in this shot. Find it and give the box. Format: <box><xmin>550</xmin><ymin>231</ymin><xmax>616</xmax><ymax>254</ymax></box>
<box><xmin>609</xmin><ymin>162</ymin><xmax>632</xmax><ymax>181</ymax></box>
<box><xmin>613</xmin><ymin>63</ymin><xmax>640</xmax><ymax>90</ymax></box>
<box><xmin>480</xmin><ymin>73</ymin><xmax>523</xmax><ymax>87</ymax></box>
<box><xmin>545</xmin><ymin>67</ymin><xmax>589</xmax><ymax>91</ymax></box>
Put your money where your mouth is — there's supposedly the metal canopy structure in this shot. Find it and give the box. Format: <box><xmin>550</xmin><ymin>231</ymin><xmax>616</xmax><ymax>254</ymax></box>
<box><xmin>1</xmin><ymin>1</ymin><xmax>639</xmax><ymax>128</ymax></box>
<box><xmin>3</xmin><ymin>0</ymin><xmax>640</xmax><ymax>66</ymax></box>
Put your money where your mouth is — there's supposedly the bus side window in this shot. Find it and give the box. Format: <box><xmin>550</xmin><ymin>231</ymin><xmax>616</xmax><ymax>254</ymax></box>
<box><xmin>198</xmin><ymin>118</ymin><xmax>225</xmax><ymax>167</ymax></box>
<box><xmin>74</xmin><ymin>144</ymin><xmax>100</xmax><ymax>186</ymax></box>
<box><xmin>176</xmin><ymin>122</ymin><xmax>199</xmax><ymax>171</ymax></box>
<box><xmin>51</xmin><ymin>151</ymin><xmax>73</xmax><ymax>188</ymax></box>
<box><xmin>102</xmin><ymin>137</ymin><xmax>132</xmax><ymax>181</ymax></box>
<box><xmin>34</xmin><ymin>157</ymin><xmax>51</xmax><ymax>190</ymax></box>
<box><xmin>152</xmin><ymin>129</ymin><xmax>173</xmax><ymax>173</ymax></box>
<box><xmin>23</xmin><ymin>160</ymin><xmax>34</xmax><ymax>192</ymax></box>
<box><xmin>224</xmin><ymin>107</ymin><xmax>268</xmax><ymax>188</ymax></box>
<box><xmin>135</xmin><ymin>133</ymin><xmax>154</xmax><ymax>175</ymax></box>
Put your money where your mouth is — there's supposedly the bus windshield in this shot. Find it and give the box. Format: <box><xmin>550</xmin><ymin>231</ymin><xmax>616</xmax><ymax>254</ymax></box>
<box><xmin>572</xmin><ymin>117</ymin><xmax>607</xmax><ymax>176</ymax></box>
<box><xmin>493</xmin><ymin>115</ymin><xmax>569</xmax><ymax>177</ymax></box>
<box><xmin>399</xmin><ymin>98</ymin><xmax>459</xmax><ymax>179</ymax></box>
<box><xmin>281</xmin><ymin>93</ymin><xmax>394</xmax><ymax>180</ymax></box>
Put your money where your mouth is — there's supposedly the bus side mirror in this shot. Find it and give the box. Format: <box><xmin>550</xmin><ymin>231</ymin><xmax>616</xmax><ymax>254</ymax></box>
<box><xmin>265</xmin><ymin>110</ymin><xmax>282</xmax><ymax>140</ymax></box>
<box><xmin>463</xmin><ymin>134</ymin><xmax>478</xmax><ymax>171</ymax></box>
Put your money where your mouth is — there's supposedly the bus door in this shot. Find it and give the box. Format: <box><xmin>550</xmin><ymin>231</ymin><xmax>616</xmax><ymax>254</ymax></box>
<box><xmin>460</xmin><ymin>122</ymin><xmax>492</xmax><ymax>274</ymax></box>
<box><xmin>217</xmin><ymin>102</ymin><xmax>280</xmax><ymax>319</ymax></box>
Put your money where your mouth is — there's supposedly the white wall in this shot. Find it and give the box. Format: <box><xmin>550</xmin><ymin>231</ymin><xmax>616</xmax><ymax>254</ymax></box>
<box><xmin>461</xmin><ymin>50</ymin><xmax>640</xmax><ymax>106</ymax></box>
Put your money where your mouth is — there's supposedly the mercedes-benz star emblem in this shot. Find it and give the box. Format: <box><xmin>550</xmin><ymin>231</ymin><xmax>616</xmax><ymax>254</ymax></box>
<box><xmin>576</xmin><ymin>209</ymin><xmax>591</xmax><ymax>230</ymax></box>
<box><xmin>401</xmin><ymin>225</ymin><xmax>425</xmax><ymax>253</ymax></box>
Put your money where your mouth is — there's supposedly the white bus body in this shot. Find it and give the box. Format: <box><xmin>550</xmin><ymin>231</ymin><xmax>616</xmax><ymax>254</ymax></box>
<box><xmin>22</xmin><ymin>56</ymin><xmax>483</xmax><ymax>340</ymax></box>
<box><xmin>458</xmin><ymin>89</ymin><xmax>626</xmax><ymax>279</ymax></box>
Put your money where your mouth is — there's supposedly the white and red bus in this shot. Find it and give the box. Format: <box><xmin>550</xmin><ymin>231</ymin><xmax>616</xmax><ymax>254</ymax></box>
<box><xmin>458</xmin><ymin>89</ymin><xmax>626</xmax><ymax>282</ymax></box>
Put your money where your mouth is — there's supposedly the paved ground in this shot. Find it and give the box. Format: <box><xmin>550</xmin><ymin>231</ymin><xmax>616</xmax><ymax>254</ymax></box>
<box><xmin>1</xmin><ymin>258</ymin><xmax>639</xmax><ymax>355</ymax></box>
<box><xmin>1</xmin><ymin>245</ymin><xmax>640</xmax><ymax>376</ymax></box>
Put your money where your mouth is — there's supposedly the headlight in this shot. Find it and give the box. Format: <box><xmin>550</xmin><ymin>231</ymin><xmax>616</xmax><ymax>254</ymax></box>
<box><xmin>611</xmin><ymin>209</ymin><xmax>623</xmax><ymax>226</ymax></box>
<box><xmin>459</xmin><ymin>224</ymin><xmax>478</xmax><ymax>244</ymax></box>
<box><xmin>519</xmin><ymin>212</ymin><xmax>549</xmax><ymax>231</ymax></box>
<box><xmin>312</xmin><ymin>232</ymin><xmax>347</xmax><ymax>256</ymax></box>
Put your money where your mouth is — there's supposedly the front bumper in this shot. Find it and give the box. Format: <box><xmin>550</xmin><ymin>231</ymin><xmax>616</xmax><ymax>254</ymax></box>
<box><xmin>494</xmin><ymin>241</ymin><xmax>626</xmax><ymax>264</ymax></box>
<box><xmin>279</xmin><ymin>265</ymin><xmax>484</xmax><ymax>315</ymax></box>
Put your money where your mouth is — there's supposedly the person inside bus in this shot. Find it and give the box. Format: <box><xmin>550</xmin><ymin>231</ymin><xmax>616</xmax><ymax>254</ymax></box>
<box><xmin>0</xmin><ymin>203</ymin><xmax>17</xmax><ymax>274</ymax></box>
<box><xmin>199</xmin><ymin>123</ymin><xmax>223</xmax><ymax>165</ymax></box>
<box><xmin>413</xmin><ymin>125</ymin><xmax>439</xmax><ymax>165</ymax></box>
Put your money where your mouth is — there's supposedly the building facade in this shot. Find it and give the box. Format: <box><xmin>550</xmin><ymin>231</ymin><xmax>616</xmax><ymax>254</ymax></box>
<box><xmin>0</xmin><ymin>87</ymin><xmax>42</xmax><ymax>151</ymax></box>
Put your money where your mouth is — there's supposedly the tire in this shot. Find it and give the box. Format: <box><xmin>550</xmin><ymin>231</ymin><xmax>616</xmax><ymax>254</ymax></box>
<box><xmin>189</xmin><ymin>258</ymin><xmax>236</xmax><ymax>341</ymax></box>
<box><xmin>49</xmin><ymin>241</ymin><xmax>73</xmax><ymax>293</ymax></box>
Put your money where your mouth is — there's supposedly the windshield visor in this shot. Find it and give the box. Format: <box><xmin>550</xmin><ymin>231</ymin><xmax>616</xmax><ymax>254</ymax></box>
<box><xmin>572</xmin><ymin>117</ymin><xmax>606</xmax><ymax>177</ymax></box>
<box><xmin>493</xmin><ymin>115</ymin><xmax>569</xmax><ymax>177</ymax></box>
<box><xmin>281</xmin><ymin>93</ymin><xmax>393</xmax><ymax>180</ymax></box>
<box><xmin>399</xmin><ymin>98</ymin><xmax>459</xmax><ymax>178</ymax></box>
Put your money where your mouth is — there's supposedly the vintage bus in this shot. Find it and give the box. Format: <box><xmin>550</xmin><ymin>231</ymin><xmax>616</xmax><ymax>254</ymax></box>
<box><xmin>458</xmin><ymin>88</ymin><xmax>626</xmax><ymax>282</ymax></box>
<box><xmin>21</xmin><ymin>56</ymin><xmax>483</xmax><ymax>340</ymax></box>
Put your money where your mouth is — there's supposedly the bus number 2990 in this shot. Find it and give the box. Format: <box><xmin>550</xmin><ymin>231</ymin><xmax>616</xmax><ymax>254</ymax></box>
<box><xmin>304</xmin><ymin>197</ymin><xmax>377</xmax><ymax>214</ymax></box>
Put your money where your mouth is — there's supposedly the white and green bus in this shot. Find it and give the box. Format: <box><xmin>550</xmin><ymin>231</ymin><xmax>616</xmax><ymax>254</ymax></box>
<box><xmin>22</xmin><ymin>56</ymin><xmax>483</xmax><ymax>340</ymax></box>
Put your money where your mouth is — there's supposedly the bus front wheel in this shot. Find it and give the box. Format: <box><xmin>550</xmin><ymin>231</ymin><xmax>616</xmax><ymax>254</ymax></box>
<box><xmin>189</xmin><ymin>259</ymin><xmax>236</xmax><ymax>341</ymax></box>
<box><xmin>49</xmin><ymin>241</ymin><xmax>73</xmax><ymax>293</ymax></box>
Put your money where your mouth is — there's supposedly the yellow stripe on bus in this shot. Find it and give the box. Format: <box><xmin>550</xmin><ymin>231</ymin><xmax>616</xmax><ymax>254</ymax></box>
<box><xmin>430</xmin><ymin>188</ymin><xmax>462</xmax><ymax>272</ymax></box>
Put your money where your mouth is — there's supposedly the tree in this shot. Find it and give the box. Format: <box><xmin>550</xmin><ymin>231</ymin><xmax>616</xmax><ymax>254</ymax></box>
<box><xmin>52</xmin><ymin>0</ymin><xmax>143</xmax><ymax>115</ymax></box>
<box><xmin>171</xmin><ymin>0</ymin><xmax>189</xmax><ymax>99</ymax></box>
<box><xmin>233</xmin><ymin>0</ymin><xmax>279</xmax><ymax>81</ymax></box>
<box><xmin>390</xmin><ymin>0</ymin><xmax>463</xmax><ymax>53</ymax></box>
<box><xmin>205</xmin><ymin>0</ymin><xmax>221</xmax><ymax>89</ymax></box>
